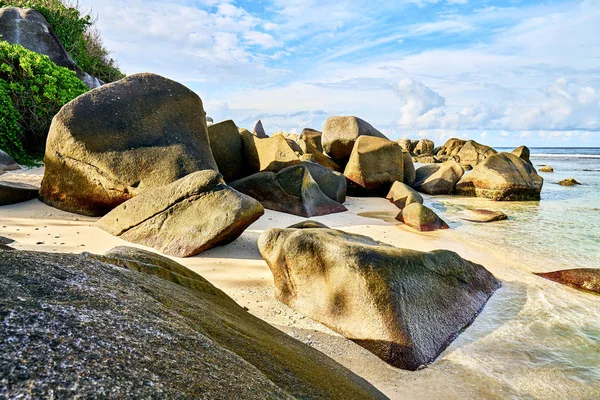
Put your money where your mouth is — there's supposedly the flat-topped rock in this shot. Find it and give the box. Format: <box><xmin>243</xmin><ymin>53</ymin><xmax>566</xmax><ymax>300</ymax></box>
<box><xmin>0</xmin><ymin>181</ymin><xmax>38</xmax><ymax>206</ymax></box>
<box><xmin>96</xmin><ymin>170</ymin><xmax>263</xmax><ymax>257</ymax></box>
<box><xmin>460</xmin><ymin>209</ymin><xmax>508</xmax><ymax>223</ymax></box>
<box><xmin>258</xmin><ymin>227</ymin><xmax>500</xmax><ymax>370</ymax></box>
<box><xmin>536</xmin><ymin>269</ymin><xmax>600</xmax><ymax>295</ymax></box>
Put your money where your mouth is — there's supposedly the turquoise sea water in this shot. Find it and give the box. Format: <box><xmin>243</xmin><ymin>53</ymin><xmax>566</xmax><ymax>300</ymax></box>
<box><xmin>429</xmin><ymin>147</ymin><xmax>600</xmax><ymax>273</ymax></box>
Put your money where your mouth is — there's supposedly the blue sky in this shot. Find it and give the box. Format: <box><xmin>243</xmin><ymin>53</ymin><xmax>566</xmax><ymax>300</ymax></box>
<box><xmin>80</xmin><ymin>0</ymin><xmax>600</xmax><ymax>146</ymax></box>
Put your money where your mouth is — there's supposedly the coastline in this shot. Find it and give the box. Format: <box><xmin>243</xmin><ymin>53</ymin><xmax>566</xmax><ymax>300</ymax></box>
<box><xmin>1</xmin><ymin>167</ymin><xmax>599</xmax><ymax>399</ymax></box>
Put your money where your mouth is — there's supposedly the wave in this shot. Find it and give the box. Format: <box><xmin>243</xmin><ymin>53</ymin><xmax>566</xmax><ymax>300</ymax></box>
<box><xmin>531</xmin><ymin>153</ymin><xmax>600</xmax><ymax>159</ymax></box>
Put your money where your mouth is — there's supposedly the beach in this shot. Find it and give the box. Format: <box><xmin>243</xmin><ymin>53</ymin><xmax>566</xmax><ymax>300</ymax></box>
<box><xmin>2</xmin><ymin>163</ymin><xmax>598</xmax><ymax>400</ymax></box>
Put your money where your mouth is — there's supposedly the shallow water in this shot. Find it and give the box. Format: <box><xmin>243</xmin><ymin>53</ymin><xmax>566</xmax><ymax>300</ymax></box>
<box><xmin>423</xmin><ymin>148</ymin><xmax>600</xmax><ymax>399</ymax></box>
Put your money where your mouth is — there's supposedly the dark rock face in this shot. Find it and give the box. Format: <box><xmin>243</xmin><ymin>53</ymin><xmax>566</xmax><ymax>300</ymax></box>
<box><xmin>413</xmin><ymin>160</ymin><xmax>464</xmax><ymax>195</ymax></box>
<box><xmin>559</xmin><ymin>178</ymin><xmax>581</xmax><ymax>186</ymax></box>
<box><xmin>0</xmin><ymin>235</ymin><xmax>15</xmax><ymax>250</ymax></box>
<box><xmin>536</xmin><ymin>269</ymin><xmax>600</xmax><ymax>295</ymax></box>
<box><xmin>0</xmin><ymin>149</ymin><xmax>20</xmax><ymax>171</ymax></box>
<box><xmin>396</xmin><ymin>203</ymin><xmax>449</xmax><ymax>231</ymax></box>
<box><xmin>258</xmin><ymin>227</ymin><xmax>500</xmax><ymax>370</ymax></box>
<box><xmin>460</xmin><ymin>209</ymin><xmax>508</xmax><ymax>223</ymax></box>
<box><xmin>512</xmin><ymin>145</ymin><xmax>531</xmax><ymax>165</ymax></box>
<box><xmin>0</xmin><ymin>248</ymin><xmax>386</xmax><ymax>399</ymax></box>
<box><xmin>322</xmin><ymin>116</ymin><xmax>387</xmax><ymax>164</ymax></box>
<box><xmin>207</xmin><ymin>120</ymin><xmax>244</xmax><ymax>182</ymax></box>
<box><xmin>343</xmin><ymin>136</ymin><xmax>404</xmax><ymax>196</ymax></box>
<box><xmin>0</xmin><ymin>181</ymin><xmax>38</xmax><ymax>205</ymax></box>
<box><xmin>301</xmin><ymin>161</ymin><xmax>347</xmax><ymax>203</ymax></box>
<box><xmin>455</xmin><ymin>153</ymin><xmax>544</xmax><ymax>201</ymax></box>
<box><xmin>386</xmin><ymin>181</ymin><xmax>423</xmax><ymax>209</ymax></box>
<box><xmin>0</xmin><ymin>7</ymin><xmax>100</xmax><ymax>88</ymax></box>
<box><xmin>96</xmin><ymin>170</ymin><xmax>263</xmax><ymax>257</ymax></box>
<box><xmin>252</xmin><ymin>120</ymin><xmax>267</xmax><ymax>138</ymax></box>
<box><xmin>39</xmin><ymin>73</ymin><xmax>218</xmax><ymax>216</ymax></box>
<box><xmin>230</xmin><ymin>164</ymin><xmax>347</xmax><ymax>218</ymax></box>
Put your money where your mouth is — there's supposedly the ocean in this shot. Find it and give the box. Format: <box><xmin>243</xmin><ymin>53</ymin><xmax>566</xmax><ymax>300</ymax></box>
<box><xmin>422</xmin><ymin>148</ymin><xmax>600</xmax><ymax>399</ymax></box>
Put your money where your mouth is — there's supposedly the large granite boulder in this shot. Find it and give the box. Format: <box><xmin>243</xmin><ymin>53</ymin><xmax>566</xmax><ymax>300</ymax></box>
<box><xmin>536</xmin><ymin>268</ymin><xmax>600</xmax><ymax>295</ymax></box>
<box><xmin>344</xmin><ymin>136</ymin><xmax>404</xmax><ymax>196</ymax></box>
<box><xmin>413</xmin><ymin>139</ymin><xmax>434</xmax><ymax>156</ymax></box>
<box><xmin>402</xmin><ymin>151</ymin><xmax>416</xmax><ymax>186</ymax></box>
<box><xmin>396</xmin><ymin>203</ymin><xmax>449</xmax><ymax>231</ymax></box>
<box><xmin>297</xmin><ymin>138</ymin><xmax>341</xmax><ymax>171</ymax></box>
<box><xmin>0</xmin><ymin>7</ymin><xmax>100</xmax><ymax>88</ymax></box>
<box><xmin>455</xmin><ymin>153</ymin><xmax>544</xmax><ymax>201</ymax></box>
<box><xmin>0</xmin><ymin>181</ymin><xmax>39</xmax><ymax>206</ymax></box>
<box><xmin>96</xmin><ymin>170</ymin><xmax>263</xmax><ymax>257</ymax></box>
<box><xmin>40</xmin><ymin>73</ymin><xmax>218</xmax><ymax>216</ymax></box>
<box><xmin>0</xmin><ymin>248</ymin><xmax>385</xmax><ymax>399</ymax></box>
<box><xmin>386</xmin><ymin>181</ymin><xmax>423</xmax><ymax>209</ymax></box>
<box><xmin>258</xmin><ymin>227</ymin><xmax>500</xmax><ymax>370</ymax></box>
<box><xmin>240</xmin><ymin>130</ymin><xmax>301</xmax><ymax>173</ymax></box>
<box><xmin>252</xmin><ymin>120</ymin><xmax>267</xmax><ymax>138</ymax></box>
<box><xmin>322</xmin><ymin>116</ymin><xmax>387</xmax><ymax>164</ymax></box>
<box><xmin>456</xmin><ymin>140</ymin><xmax>497</xmax><ymax>169</ymax></box>
<box><xmin>436</xmin><ymin>138</ymin><xmax>467</xmax><ymax>156</ymax></box>
<box><xmin>413</xmin><ymin>160</ymin><xmax>464</xmax><ymax>195</ymax></box>
<box><xmin>207</xmin><ymin>120</ymin><xmax>244</xmax><ymax>182</ymax></box>
<box><xmin>230</xmin><ymin>164</ymin><xmax>346</xmax><ymax>217</ymax></box>
<box><xmin>511</xmin><ymin>145</ymin><xmax>531</xmax><ymax>165</ymax></box>
<box><xmin>301</xmin><ymin>161</ymin><xmax>346</xmax><ymax>203</ymax></box>
<box><xmin>0</xmin><ymin>149</ymin><xmax>20</xmax><ymax>171</ymax></box>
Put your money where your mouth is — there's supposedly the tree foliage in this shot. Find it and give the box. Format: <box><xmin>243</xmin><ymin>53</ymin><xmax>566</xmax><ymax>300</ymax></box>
<box><xmin>0</xmin><ymin>0</ymin><xmax>124</xmax><ymax>82</ymax></box>
<box><xmin>0</xmin><ymin>42</ymin><xmax>88</xmax><ymax>164</ymax></box>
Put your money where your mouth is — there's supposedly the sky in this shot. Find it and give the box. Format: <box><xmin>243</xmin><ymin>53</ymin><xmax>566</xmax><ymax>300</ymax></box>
<box><xmin>78</xmin><ymin>0</ymin><xmax>600</xmax><ymax>147</ymax></box>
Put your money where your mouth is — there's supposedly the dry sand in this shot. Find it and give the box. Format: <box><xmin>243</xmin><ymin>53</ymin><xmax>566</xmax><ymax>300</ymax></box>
<box><xmin>1</xmin><ymin>167</ymin><xmax>598</xmax><ymax>400</ymax></box>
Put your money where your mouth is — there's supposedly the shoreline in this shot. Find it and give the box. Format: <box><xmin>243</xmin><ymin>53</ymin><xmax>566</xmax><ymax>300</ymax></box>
<box><xmin>1</xmin><ymin>167</ymin><xmax>599</xmax><ymax>399</ymax></box>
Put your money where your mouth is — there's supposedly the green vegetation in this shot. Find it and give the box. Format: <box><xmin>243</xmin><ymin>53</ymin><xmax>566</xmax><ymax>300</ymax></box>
<box><xmin>0</xmin><ymin>0</ymin><xmax>124</xmax><ymax>82</ymax></box>
<box><xmin>0</xmin><ymin>42</ymin><xmax>88</xmax><ymax>164</ymax></box>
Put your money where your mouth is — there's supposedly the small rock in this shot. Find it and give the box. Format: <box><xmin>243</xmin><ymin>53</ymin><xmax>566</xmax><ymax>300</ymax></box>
<box><xmin>558</xmin><ymin>178</ymin><xmax>581</xmax><ymax>186</ymax></box>
<box><xmin>460</xmin><ymin>209</ymin><xmax>508</xmax><ymax>223</ymax></box>
<box><xmin>539</xmin><ymin>166</ymin><xmax>554</xmax><ymax>173</ymax></box>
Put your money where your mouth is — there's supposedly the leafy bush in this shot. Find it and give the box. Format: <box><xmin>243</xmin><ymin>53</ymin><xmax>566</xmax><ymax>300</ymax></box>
<box><xmin>0</xmin><ymin>42</ymin><xmax>88</xmax><ymax>164</ymax></box>
<box><xmin>0</xmin><ymin>0</ymin><xmax>124</xmax><ymax>82</ymax></box>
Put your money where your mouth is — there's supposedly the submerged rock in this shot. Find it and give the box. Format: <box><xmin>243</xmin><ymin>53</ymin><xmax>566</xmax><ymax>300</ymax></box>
<box><xmin>258</xmin><ymin>227</ymin><xmax>500</xmax><ymax>370</ymax></box>
<box><xmin>539</xmin><ymin>166</ymin><xmax>554</xmax><ymax>173</ymax></box>
<box><xmin>344</xmin><ymin>136</ymin><xmax>404</xmax><ymax>196</ymax></box>
<box><xmin>536</xmin><ymin>269</ymin><xmax>600</xmax><ymax>295</ymax></box>
<box><xmin>460</xmin><ymin>209</ymin><xmax>508</xmax><ymax>223</ymax></box>
<box><xmin>0</xmin><ymin>248</ymin><xmax>385</xmax><ymax>399</ymax></box>
<box><xmin>322</xmin><ymin>116</ymin><xmax>387</xmax><ymax>164</ymax></box>
<box><xmin>559</xmin><ymin>178</ymin><xmax>581</xmax><ymax>186</ymax></box>
<box><xmin>96</xmin><ymin>170</ymin><xmax>263</xmax><ymax>257</ymax></box>
<box><xmin>0</xmin><ymin>7</ymin><xmax>101</xmax><ymax>88</ymax></box>
<box><xmin>0</xmin><ymin>181</ymin><xmax>38</xmax><ymax>206</ymax></box>
<box><xmin>386</xmin><ymin>181</ymin><xmax>423</xmax><ymax>209</ymax></box>
<box><xmin>396</xmin><ymin>203</ymin><xmax>449</xmax><ymax>231</ymax></box>
<box><xmin>230</xmin><ymin>164</ymin><xmax>347</xmax><ymax>218</ymax></box>
<box><xmin>456</xmin><ymin>153</ymin><xmax>543</xmax><ymax>201</ymax></box>
<box><xmin>40</xmin><ymin>73</ymin><xmax>218</xmax><ymax>216</ymax></box>
<box><xmin>413</xmin><ymin>160</ymin><xmax>464</xmax><ymax>195</ymax></box>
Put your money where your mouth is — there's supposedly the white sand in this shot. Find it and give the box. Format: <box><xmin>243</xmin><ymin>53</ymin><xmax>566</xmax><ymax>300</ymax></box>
<box><xmin>1</xmin><ymin>167</ymin><xmax>598</xmax><ymax>399</ymax></box>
